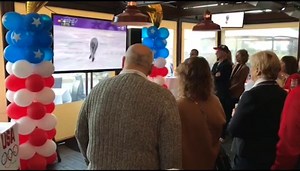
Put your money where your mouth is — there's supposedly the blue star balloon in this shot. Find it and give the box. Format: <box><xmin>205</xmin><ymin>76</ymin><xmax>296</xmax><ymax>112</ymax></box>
<box><xmin>2</xmin><ymin>12</ymin><xmax>23</xmax><ymax>31</ymax></box>
<box><xmin>24</xmin><ymin>13</ymin><xmax>44</xmax><ymax>31</ymax></box>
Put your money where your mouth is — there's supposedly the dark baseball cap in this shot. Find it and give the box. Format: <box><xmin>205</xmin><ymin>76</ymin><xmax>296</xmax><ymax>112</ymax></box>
<box><xmin>213</xmin><ymin>45</ymin><xmax>230</xmax><ymax>53</ymax></box>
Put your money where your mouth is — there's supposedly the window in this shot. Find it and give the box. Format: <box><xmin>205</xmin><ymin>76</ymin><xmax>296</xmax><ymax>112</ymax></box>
<box><xmin>52</xmin><ymin>73</ymin><xmax>86</xmax><ymax>104</ymax></box>
<box><xmin>225</xmin><ymin>27</ymin><xmax>299</xmax><ymax>63</ymax></box>
<box><xmin>182</xmin><ymin>22</ymin><xmax>217</xmax><ymax>68</ymax></box>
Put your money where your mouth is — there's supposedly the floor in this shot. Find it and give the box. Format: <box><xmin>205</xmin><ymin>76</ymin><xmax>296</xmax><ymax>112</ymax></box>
<box><xmin>48</xmin><ymin>137</ymin><xmax>234</xmax><ymax>170</ymax></box>
<box><xmin>47</xmin><ymin>140</ymin><xmax>87</xmax><ymax>170</ymax></box>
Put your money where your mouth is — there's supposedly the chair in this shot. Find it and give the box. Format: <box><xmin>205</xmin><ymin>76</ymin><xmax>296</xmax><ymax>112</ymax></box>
<box><xmin>54</xmin><ymin>77</ymin><xmax>63</xmax><ymax>88</ymax></box>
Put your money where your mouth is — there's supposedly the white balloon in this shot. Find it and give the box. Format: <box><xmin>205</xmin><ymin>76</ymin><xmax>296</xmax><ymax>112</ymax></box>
<box><xmin>16</xmin><ymin>116</ymin><xmax>36</xmax><ymax>135</ymax></box>
<box><xmin>36</xmin><ymin>113</ymin><xmax>57</xmax><ymax>130</ymax></box>
<box><xmin>153</xmin><ymin>76</ymin><xmax>165</xmax><ymax>85</ymax></box>
<box><xmin>35</xmin><ymin>87</ymin><xmax>55</xmax><ymax>105</ymax></box>
<box><xmin>35</xmin><ymin>139</ymin><xmax>57</xmax><ymax>157</ymax></box>
<box><xmin>6</xmin><ymin>90</ymin><xmax>15</xmax><ymax>102</ymax></box>
<box><xmin>12</xmin><ymin>60</ymin><xmax>33</xmax><ymax>78</ymax></box>
<box><xmin>154</xmin><ymin>57</ymin><xmax>167</xmax><ymax>68</ymax></box>
<box><xmin>19</xmin><ymin>142</ymin><xmax>35</xmax><ymax>160</ymax></box>
<box><xmin>33</xmin><ymin>61</ymin><xmax>54</xmax><ymax>77</ymax></box>
<box><xmin>14</xmin><ymin>89</ymin><xmax>34</xmax><ymax>107</ymax></box>
<box><xmin>5</xmin><ymin>62</ymin><xmax>13</xmax><ymax>75</ymax></box>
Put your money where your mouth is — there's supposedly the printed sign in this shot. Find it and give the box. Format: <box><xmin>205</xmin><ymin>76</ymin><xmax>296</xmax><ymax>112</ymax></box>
<box><xmin>0</xmin><ymin>122</ymin><xmax>19</xmax><ymax>170</ymax></box>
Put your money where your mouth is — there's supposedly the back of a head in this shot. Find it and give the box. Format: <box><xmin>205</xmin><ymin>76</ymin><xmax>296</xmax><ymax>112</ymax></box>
<box><xmin>176</xmin><ymin>57</ymin><xmax>214</xmax><ymax>101</ymax></box>
<box><xmin>190</xmin><ymin>49</ymin><xmax>199</xmax><ymax>57</ymax></box>
<box><xmin>281</xmin><ymin>56</ymin><xmax>298</xmax><ymax>75</ymax></box>
<box><xmin>124</xmin><ymin>44</ymin><xmax>154</xmax><ymax>74</ymax></box>
<box><xmin>237</xmin><ymin>49</ymin><xmax>249</xmax><ymax>64</ymax></box>
<box><xmin>250</xmin><ymin>50</ymin><xmax>281</xmax><ymax>80</ymax></box>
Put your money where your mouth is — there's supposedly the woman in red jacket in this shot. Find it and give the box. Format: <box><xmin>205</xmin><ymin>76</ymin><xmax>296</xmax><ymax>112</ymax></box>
<box><xmin>272</xmin><ymin>86</ymin><xmax>300</xmax><ymax>169</ymax></box>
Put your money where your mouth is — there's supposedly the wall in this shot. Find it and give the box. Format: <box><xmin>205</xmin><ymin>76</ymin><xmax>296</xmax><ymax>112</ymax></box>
<box><xmin>0</xmin><ymin>10</ymin><xmax>7</xmax><ymax>122</ymax></box>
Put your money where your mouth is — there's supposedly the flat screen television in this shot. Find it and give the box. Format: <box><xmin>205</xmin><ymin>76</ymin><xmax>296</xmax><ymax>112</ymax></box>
<box><xmin>52</xmin><ymin>14</ymin><xmax>127</xmax><ymax>72</ymax></box>
<box><xmin>211</xmin><ymin>12</ymin><xmax>245</xmax><ymax>28</ymax></box>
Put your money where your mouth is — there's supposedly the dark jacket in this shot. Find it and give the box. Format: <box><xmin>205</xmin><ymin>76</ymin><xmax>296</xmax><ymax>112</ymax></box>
<box><xmin>228</xmin><ymin>81</ymin><xmax>287</xmax><ymax>166</ymax></box>
<box><xmin>212</xmin><ymin>59</ymin><xmax>232</xmax><ymax>99</ymax></box>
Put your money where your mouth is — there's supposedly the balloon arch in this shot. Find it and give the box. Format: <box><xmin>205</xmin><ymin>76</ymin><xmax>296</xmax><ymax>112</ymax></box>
<box><xmin>2</xmin><ymin>12</ymin><xmax>57</xmax><ymax>170</ymax></box>
<box><xmin>142</xmin><ymin>26</ymin><xmax>170</xmax><ymax>88</ymax></box>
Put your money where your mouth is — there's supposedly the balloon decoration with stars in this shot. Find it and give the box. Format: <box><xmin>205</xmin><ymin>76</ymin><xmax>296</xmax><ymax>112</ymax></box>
<box><xmin>2</xmin><ymin>11</ymin><xmax>57</xmax><ymax>170</ymax></box>
<box><xmin>142</xmin><ymin>26</ymin><xmax>170</xmax><ymax>88</ymax></box>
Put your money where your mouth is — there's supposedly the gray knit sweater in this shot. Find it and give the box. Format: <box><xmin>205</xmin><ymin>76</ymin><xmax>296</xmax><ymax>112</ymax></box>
<box><xmin>75</xmin><ymin>73</ymin><xmax>182</xmax><ymax>170</ymax></box>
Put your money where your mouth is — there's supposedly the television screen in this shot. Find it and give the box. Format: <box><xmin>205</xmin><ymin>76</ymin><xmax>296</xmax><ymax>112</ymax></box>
<box><xmin>211</xmin><ymin>12</ymin><xmax>244</xmax><ymax>28</ymax></box>
<box><xmin>52</xmin><ymin>14</ymin><xmax>127</xmax><ymax>72</ymax></box>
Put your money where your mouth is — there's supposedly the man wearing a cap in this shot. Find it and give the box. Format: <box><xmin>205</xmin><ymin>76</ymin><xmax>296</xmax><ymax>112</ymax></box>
<box><xmin>211</xmin><ymin>44</ymin><xmax>233</xmax><ymax>141</ymax></box>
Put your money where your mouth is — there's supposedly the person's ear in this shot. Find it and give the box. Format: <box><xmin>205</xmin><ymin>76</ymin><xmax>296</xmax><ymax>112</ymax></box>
<box><xmin>148</xmin><ymin>64</ymin><xmax>154</xmax><ymax>76</ymax></box>
<box><xmin>122</xmin><ymin>56</ymin><xmax>125</xmax><ymax>68</ymax></box>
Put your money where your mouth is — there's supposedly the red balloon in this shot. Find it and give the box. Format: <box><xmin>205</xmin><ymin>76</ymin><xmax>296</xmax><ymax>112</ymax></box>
<box><xmin>29</xmin><ymin>128</ymin><xmax>48</xmax><ymax>146</ymax></box>
<box><xmin>149</xmin><ymin>66</ymin><xmax>159</xmax><ymax>77</ymax></box>
<box><xmin>20</xmin><ymin>159</ymin><xmax>28</xmax><ymax>170</ymax></box>
<box><xmin>27</xmin><ymin>154</ymin><xmax>47</xmax><ymax>170</ymax></box>
<box><xmin>5</xmin><ymin>75</ymin><xmax>26</xmax><ymax>91</ymax></box>
<box><xmin>46</xmin><ymin>129</ymin><xmax>56</xmax><ymax>139</ymax></box>
<box><xmin>7</xmin><ymin>102</ymin><xmax>27</xmax><ymax>119</ymax></box>
<box><xmin>19</xmin><ymin>134</ymin><xmax>29</xmax><ymax>144</ymax></box>
<box><xmin>25</xmin><ymin>74</ymin><xmax>45</xmax><ymax>92</ymax></box>
<box><xmin>157</xmin><ymin>67</ymin><xmax>168</xmax><ymax>77</ymax></box>
<box><xmin>45</xmin><ymin>103</ymin><xmax>55</xmax><ymax>113</ymax></box>
<box><xmin>27</xmin><ymin>102</ymin><xmax>46</xmax><ymax>120</ymax></box>
<box><xmin>46</xmin><ymin>152</ymin><xmax>57</xmax><ymax>165</ymax></box>
<box><xmin>44</xmin><ymin>76</ymin><xmax>55</xmax><ymax>88</ymax></box>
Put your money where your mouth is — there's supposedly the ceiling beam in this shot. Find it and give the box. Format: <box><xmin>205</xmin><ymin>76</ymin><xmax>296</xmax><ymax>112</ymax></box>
<box><xmin>180</xmin><ymin>3</ymin><xmax>262</xmax><ymax>17</ymax></box>
<box><xmin>46</xmin><ymin>1</ymin><xmax>125</xmax><ymax>15</ymax></box>
<box><xmin>244</xmin><ymin>11</ymin><xmax>298</xmax><ymax>24</ymax></box>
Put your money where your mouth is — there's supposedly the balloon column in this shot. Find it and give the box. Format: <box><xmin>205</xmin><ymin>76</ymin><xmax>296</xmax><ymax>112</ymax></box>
<box><xmin>2</xmin><ymin>11</ymin><xmax>57</xmax><ymax>170</ymax></box>
<box><xmin>142</xmin><ymin>26</ymin><xmax>170</xmax><ymax>88</ymax></box>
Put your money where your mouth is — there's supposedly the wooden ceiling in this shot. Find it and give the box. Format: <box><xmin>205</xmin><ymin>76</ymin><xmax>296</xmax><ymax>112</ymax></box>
<box><xmin>41</xmin><ymin>1</ymin><xmax>300</xmax><ymax>24</ymax></box>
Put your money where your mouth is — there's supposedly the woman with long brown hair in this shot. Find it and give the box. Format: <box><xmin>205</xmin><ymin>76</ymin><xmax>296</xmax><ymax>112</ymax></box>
<box><xmin>176</xmin><ymin>57</ymin><xmax>226</xmax><ymax>169</ymax></box>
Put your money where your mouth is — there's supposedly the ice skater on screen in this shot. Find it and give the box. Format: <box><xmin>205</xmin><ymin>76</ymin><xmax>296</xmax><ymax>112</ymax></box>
<box><xmin>89</xmin><ymin>37</ymin><xmax>98</xmax><ymax>62</ymax></box>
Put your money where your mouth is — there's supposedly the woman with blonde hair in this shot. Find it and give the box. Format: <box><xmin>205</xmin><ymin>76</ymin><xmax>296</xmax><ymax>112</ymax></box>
<box><xmin>228</xmin><ymin>50</ymin><xmax>287</xmax><ymax>170</ymax></box>
<box><xmin>176</xmin><ymin>57</ymin><xmax>226</xmax><ymax>169</ymax></box>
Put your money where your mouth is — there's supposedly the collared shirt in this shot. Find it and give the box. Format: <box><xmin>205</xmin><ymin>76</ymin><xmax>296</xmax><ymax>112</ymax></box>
<box><xmin>119</xmin><ymin>69</ymin><xmax>147</xmax><ymax>79</ymax></box>
<box><xmin>252</xmin><ymin>78</ymin><xmax>275</xmax><ymax>88</ymax></box>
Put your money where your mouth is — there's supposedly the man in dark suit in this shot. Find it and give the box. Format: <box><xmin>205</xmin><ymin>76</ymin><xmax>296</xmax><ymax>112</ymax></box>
<box><xmin>211</xmin><ymin>44</ymin><xmax>233</xmax><ymax>141</ymax></box>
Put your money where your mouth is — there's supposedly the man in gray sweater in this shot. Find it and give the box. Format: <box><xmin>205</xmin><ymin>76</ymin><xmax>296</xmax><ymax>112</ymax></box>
<box><xmin>75</xmin><ymin>43</ymin><xmax>182</xmax><ymax>170</ymax></box>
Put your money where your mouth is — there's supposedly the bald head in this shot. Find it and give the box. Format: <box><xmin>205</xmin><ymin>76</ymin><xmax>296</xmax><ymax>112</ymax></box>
<box><xmin>124</xmin><ymin>44</ymin><xmax>154</xmax><ymax>75</ymax></box>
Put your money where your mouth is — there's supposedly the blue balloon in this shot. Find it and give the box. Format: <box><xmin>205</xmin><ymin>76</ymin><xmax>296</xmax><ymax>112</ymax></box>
<box><xmin>11</xmin><ymin>30</ymin><xmax>35</xmax><ymax>47</ymax></box>
<box><xmin>2</xmin><ymin>12</ymin><xmax>23</xmax><ymax>31</ymax></box>
<box><xmin>158</xmin><ymin>27</ymin><xmax>170</xmax><ymax>39</ymax></box>
<box><xmin>157</xmin><ymin>48</ymin><xmax>169</xmax><ymax>58</ymax></box>
<box><xmin>4</xmin><ymin>45</ymin><xmax>25</xmax><ymax>62</ymax></box>
<box><xmin>142</xmin><ymin>27</ymin><xmax>148</xmax><ymax>38</ymax></box>
<box><xmin>5</xmin><ymin>31</ymin><xmax>14</xmax><ymax>45</ymax></box>
<box><xmin>147</xmin><ymin>26</ymin><xmax>158</xmax><ymax>38</ymax></box>
<box><xmin>142</xmin><ymin>37</ymin><xmax>154</xmax><ymax>48</ymax></box>
<box><xmin>154</xmin><ymin>37</ymin><xmax>167</xmax><ymax>49</ymax></box>
<box><xmin>37</xmin><ymin>31</ymin><xmax>53</xmax><ymax>48</ymax></box>
<box><xmin>24</xmin><ymin>13</ymin><xmax>44</xmax><ymax>31</ymax></box>
<box><xmin>43</xmin><ymin>48</ymin><xmax>54</xmax><ymax>61</ymax></box>
<box><xmin>40</xmin><ymin>14</ymin><xmax>53</xmax><ymax>31</ymax></box>
<box><xmin>26</xmin><ymin>48</ymin><xmax>45</xmax><ymax>64</ymax></box>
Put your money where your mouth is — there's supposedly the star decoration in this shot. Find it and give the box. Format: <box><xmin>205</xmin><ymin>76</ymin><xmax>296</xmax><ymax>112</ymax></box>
<box><xmin>150</xmin><ymin>29</ymin><xmax>155</xmax><ymax>34</ymax></box>
<box><xmin>12</xmin><ymin>32</ymin><xmax>21</xmax><ymax>42</ymax></box>
<box><xmin>34</xmin><ymin>49</ymin><xmax>43</xmax><ymax>59</ymax></box>
<box><xmin>32</xmin><ymin>17</ymin><xmax>41</xmax><ymax>27</ymax></box>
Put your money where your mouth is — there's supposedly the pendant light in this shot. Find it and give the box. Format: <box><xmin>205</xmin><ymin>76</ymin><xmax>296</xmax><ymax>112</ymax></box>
<box><xmin>113</xmin><ymin>1</ymin><xmax>152</xmax><ymax>26</ymax></box>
